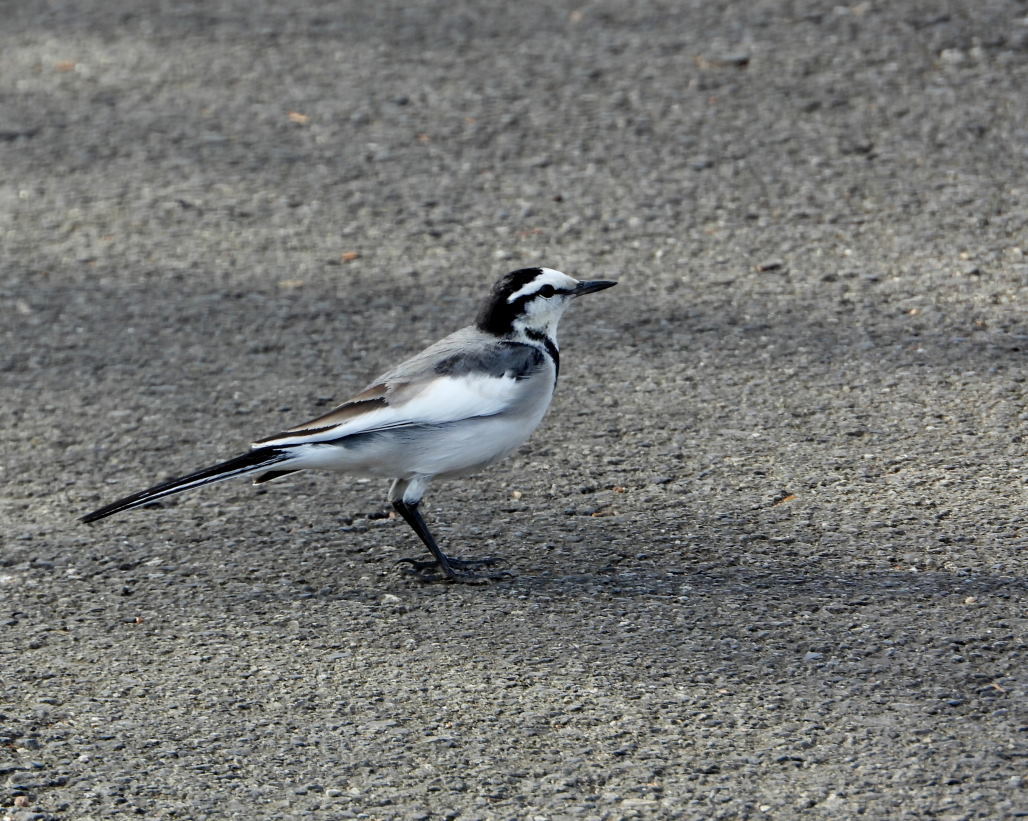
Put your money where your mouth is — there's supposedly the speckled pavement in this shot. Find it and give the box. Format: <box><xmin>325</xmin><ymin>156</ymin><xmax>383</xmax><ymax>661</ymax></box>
<box><xmin>2</xmin><ymin>2</ymin><xmax>1026</xmax><ymax>818</ymax></box>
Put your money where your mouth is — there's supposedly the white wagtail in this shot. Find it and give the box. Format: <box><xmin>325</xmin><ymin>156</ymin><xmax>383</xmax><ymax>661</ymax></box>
<box><xmin>82</xmin><ymin>267</ymin><xmax>616</xmax><ymax>582</ymax></box>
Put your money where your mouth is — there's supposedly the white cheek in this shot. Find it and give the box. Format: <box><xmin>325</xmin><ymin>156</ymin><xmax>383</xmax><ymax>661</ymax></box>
<box><xmin>525</xmin><ymin>299</ymin><xmax>567</xmax><ymax>337</ymax></box>
<box><xmin>529</xmin><ymin>300</ymin><xmax>556</xmax><ymax>321</ymax></box>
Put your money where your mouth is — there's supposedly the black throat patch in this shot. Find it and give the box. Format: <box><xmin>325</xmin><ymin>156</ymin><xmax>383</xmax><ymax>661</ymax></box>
<box><xmin>525</xmin><ymin>328</ymin><xmax>559</xmax><ymax>382</ymax></box>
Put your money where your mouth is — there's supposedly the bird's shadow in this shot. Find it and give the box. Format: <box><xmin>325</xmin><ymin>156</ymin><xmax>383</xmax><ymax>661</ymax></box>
<box><xmin>253</xmin><ymin>558</ymin><xmax>1026</xmax><ymax>606</ymax></box>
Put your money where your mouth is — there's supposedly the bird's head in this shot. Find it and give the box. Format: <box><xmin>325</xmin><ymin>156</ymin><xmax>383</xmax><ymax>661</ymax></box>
<box><xmin>476</xmin><ymin>267</ymin><xmax>616</xmax><ymax>340</ymax></box>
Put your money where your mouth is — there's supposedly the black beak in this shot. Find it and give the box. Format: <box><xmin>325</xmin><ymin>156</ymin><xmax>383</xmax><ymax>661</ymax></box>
<box><xmin>571</xmin><ymin>279</ymin><xmax>617</xmax><ymax>297</ymax></box>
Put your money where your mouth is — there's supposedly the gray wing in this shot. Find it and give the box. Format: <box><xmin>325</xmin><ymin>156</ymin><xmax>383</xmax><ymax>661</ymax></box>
<box><xmin>430</xmin><ymin>341</ymin><xmax>545</xmax><ymax>381</ymax></box>
<box><xmin>371</xmin><ymin>326</ymin><xmax>545</xmax><ymax>383</ymax></box>
<box><xmin>254</xmin><ymin>326</ymin><xmax>551</xmax><ymax>445</ymax></box>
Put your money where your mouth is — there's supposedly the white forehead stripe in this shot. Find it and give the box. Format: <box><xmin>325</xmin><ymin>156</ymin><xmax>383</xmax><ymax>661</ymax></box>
<box><xmin>506</xmin><ymin>268</ymin><xmax>579</xmax><ymax>303</ymax></box>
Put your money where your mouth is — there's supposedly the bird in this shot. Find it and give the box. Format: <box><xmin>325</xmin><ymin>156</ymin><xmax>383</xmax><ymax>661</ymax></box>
<box><xmin>82</xmin><ymin>267</ymin><xmax>617</xmax><ymax>583</ymax></box>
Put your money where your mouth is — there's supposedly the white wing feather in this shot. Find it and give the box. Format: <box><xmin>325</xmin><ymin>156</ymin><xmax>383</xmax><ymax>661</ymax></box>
<box><xmin>254</xmin><ymin>373</ymin><xmax>523</xmax><ymax>448</ymax></box>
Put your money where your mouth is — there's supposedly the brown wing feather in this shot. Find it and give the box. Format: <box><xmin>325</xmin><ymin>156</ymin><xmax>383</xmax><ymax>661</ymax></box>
<box><xmin>252</xmin><ymin>383</ymin><xmax>389</xmax><ymax>444</ymax></box>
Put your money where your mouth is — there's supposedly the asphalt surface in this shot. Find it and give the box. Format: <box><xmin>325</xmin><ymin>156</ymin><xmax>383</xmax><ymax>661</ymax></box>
<box><xmin>2</xmin><ymin>1</ymin><xmax>1026</xmax><ymax>819</ymax></box>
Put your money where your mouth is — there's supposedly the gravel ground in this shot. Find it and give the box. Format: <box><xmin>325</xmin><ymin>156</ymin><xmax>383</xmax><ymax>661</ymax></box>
<box><xmin>2</xmin><ymin>1</ymin><xmax>1026</xmax><ymax>819</ymax></box>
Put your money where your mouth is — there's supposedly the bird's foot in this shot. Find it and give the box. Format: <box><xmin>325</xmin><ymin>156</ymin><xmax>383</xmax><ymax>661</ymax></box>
<box><xmin>396</xmin><ymin>555</ymin><xmax>511</xmax><ymax>584</ymax></box>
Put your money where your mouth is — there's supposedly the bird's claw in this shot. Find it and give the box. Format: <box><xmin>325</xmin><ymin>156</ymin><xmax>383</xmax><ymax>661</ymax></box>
<box><xmin>396</xmin><ymin>555</ymin><xmax>512</xmax><ymax>584</ymax></box>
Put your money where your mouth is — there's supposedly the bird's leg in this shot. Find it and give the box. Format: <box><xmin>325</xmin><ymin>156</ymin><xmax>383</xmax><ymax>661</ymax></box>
<box><xmin>391</xmin><ymin>499</ymin><xmax>509</xmax><ymax>583</ymax></box>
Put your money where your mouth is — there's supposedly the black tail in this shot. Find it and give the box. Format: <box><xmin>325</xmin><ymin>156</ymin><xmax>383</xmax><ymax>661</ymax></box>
<box><xmin>81</xmin><ymin>447</ymin><xmax>292</xmax><ymax>524</ymax></box>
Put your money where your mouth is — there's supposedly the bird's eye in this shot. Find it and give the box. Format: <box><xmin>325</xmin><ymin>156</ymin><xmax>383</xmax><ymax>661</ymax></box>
<box><xmin>538</xmin><ymin>284</ymin><xmax>556</xmax><ymax>298</ymax></box>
